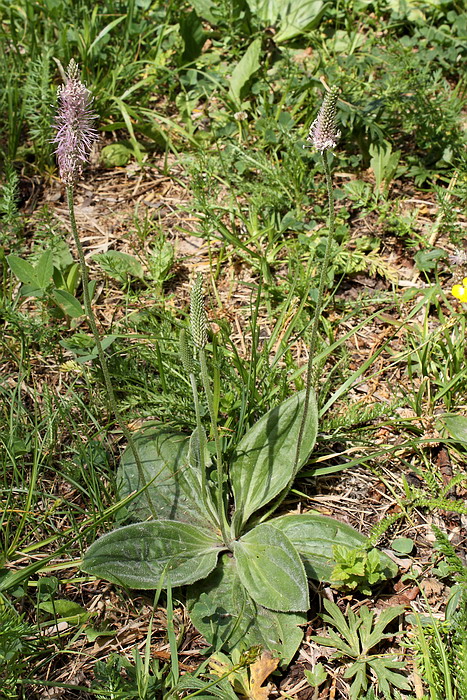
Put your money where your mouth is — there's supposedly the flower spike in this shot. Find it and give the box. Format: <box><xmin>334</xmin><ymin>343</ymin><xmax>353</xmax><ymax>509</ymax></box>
<box><xmin>190</xmin><ymin>274</ymin><xmax>208</xmax><ymax>349</ymax></box>
<box><xmin>306</xmin><ymin>86</ymin><xmax>341</xmax><ymax>152</ymax></box>
<box><xmin>53</xmin><ymin>59</ymin><xmax>97</xmax><ymax>185</ymax></box>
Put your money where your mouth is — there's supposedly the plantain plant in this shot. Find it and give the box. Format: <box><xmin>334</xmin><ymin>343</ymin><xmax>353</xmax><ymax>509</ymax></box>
<box><xmin>82</xmin><ymin>273</ymin><xmax>397</xmax><ymax>663</ymax></box>
<box><xmin>82</xmin><ymin>88</ymin><xmax>398</xmax><ymax>663</ymax></box>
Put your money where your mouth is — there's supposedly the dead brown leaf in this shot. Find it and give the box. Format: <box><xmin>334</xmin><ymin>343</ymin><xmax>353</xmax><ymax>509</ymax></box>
<box><xmin>248</xmin><ymin>650</ymin><xmax>279</xmax><ymax>700</ymax></box>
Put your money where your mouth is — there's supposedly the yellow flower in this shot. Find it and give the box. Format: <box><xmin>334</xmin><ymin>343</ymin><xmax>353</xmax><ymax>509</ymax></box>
<box><xmin>451</xmin><ymin>278</ymin><xmax>467</xmax><ymax>302</ymax></box>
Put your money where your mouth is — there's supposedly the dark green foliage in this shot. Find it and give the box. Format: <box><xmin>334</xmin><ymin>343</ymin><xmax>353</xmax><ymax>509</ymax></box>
<box><xmin>84</xmin><ymin>401</ymin><xmax>396</xmax><ymax>663</ymax></box>
<box><xmin>0</xmin><ymin>165</ymin><xmax>22</xmax><ymax>244</ymax></box>
<box><xmin>410</xmin><ymin>584</ymin><xmax>467</xmax><ymax>700</ymax></box>
<box><xmin>450</xmin><ymin>588</ymin><xmax>467</xmax><ymax>699</ymax></box>
<box><xmin>0</xmin><ymin>605</ymin><xmax>39</xmax><ymax>699</ymax></box>
<box><xmin>23</xmin><ymin>49</ymin><xmax>55</xmax><ymax>169</ymax></box>
<box><xmin>432</xmin><ymin>526</ymin><xmax>467</xmax><ymax>583</ymax></box>
<box><xmin>330</xmin><ymin>546</ymin><xmax>392</xmax><ymax>595</ymax></box>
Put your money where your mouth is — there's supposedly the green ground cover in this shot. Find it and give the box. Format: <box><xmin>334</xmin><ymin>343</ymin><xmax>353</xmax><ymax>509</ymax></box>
<box><xmin>0</xmin><ymin>0</ymin><xmax>466</xmax><ymax>697</ymax></box>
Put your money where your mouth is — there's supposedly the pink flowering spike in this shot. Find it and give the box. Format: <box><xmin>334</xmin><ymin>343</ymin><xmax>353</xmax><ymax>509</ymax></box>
<box><xmin>306</xmin><ymin>86</ymin><xmax>341</xmax><ymax>152</ymax></box>
<box><xmin>53</xmin><ymin>59</ymin><xmax>97</xmax><ymax>185</ymax></box>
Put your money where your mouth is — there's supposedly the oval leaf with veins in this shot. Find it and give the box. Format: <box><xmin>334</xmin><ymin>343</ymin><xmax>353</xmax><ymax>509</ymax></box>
<box><xmin>231</xmin><ymin>389</ymin><xmax>318</xmax><ymax>530</ymax></box>
<box><xmin>233</xmin><ymin>523</ymin><xmax>309</xmax><ymax>612</ymax></box>
<box><xmin>82</xmin><ymin>520</ymin><xmax>223</xmax><ymax>589</ymax></box>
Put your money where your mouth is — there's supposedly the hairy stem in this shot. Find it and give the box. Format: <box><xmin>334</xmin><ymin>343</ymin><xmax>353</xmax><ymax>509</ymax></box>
<box><xmin>66</xmin><ymin>185</ymin><xmax>156</xmax><ymax>518</ymax></box>
<box><xmin>294</xmin><ymin>149</ymin><xmax>335</xmax><ymax>473</ymax></box>
<box><xmin>199</xmin><ymin>347</ymin><xmax>230</xmax><ymax>544</ymax></box>
<box><xmin>189</xmin><ymin>371</ymin><xmax>219</xmax><ymax>527</ymax></box>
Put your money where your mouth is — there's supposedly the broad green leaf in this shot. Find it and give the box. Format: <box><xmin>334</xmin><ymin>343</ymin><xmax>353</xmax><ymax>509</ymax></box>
<box><xmin>275</xmin><ymin>0</ymin><xmax>327</xmax><ymax>42</ymax></box>
<box><xmin>189</xmin><ymin>0</ymin><xmax>217</xmax><ymax>24</ymax></box>
<box><xmin>65</xmin><ymin>263</ymin><xmax>80</xmax><ymax>295</ymax></box>
<box><xmin>231</xmin><ymin>389</ymin><xmax>318</xmax><ymax>530</ymax></box>
<box><xmin>18</xmin><ymin>284</ymin><xmax>44</xmax><ymax>298</ymax></box>
<box><xmin>52</xmin><ymin>289</ymin><xmax>85</xmax><ymax>318</ymax></box>
<box><xmin>188</xmin><ymin>554</ymin><xmax>305</xmax><ymax>663</ymax></box>
<box><xmin>245</xmin><ymin>0</ymin><xmax>326</xmax><ymax>41</ymax></box>
<box><xmin>245</xmin><ymin>0</ymin><xmax>282</xmax><ymax>23</ymax></box>
<box><xmin>101</xmin><ymin>143</ymin><xmax>132</xmax><ymax>166</ymax></box>
<box><xmin>92</xmin><ymin>250</ymin><xmax>144</xmax><ymax>282</ymax></box>
<box><xmin>391</xmin><ymin>537</ymin><xmax>414</xmax><ymax>554</ymax></box>
<box><xmin>187</xmin><ymin>426</ymin><xmax>212</xmax><ymax>498</ymax></box>
<box><xmin>7</xmin><ymin>254</ymin><xmax>39</xmax><ymax>285</ymax></box>
<box><xmin>271</xmin><ymin>513</ymin><xmax>398</xmax><ymax>582</ymax></box>
<box><xmin>179</xmin><ymin>9</ymin><xmax>205</xmax><ymax>63</ymax></box>
<box><xmin>117</xmin><ymin>428</ymin><xmax>218</xmax><ymax>532</ymax></box>
<box><xmin>304</xmin><ymin>664</ymin><xmax>327</xmax><ymax>687</ymax></box>
<box><xmin>233</xmin><ymin>523</ymin><xmax>309</xmax><ymax>612</ymax></box>
<box><xmin>229</xmin><ymin>38</ymin><xmax>262</xmax><ymax>106</ymax></box>
<box><xmin>39</xmin><ymin>599</ymin><xmax>90</xmax><ymax>623</ymax></box>
<box><xmin>36</xmin><ymin>249</ymin><xmax>54</xmax><ymax>288</ymax></box>
<box><xmin>441</xmin><ymin>414</ymin><xmax>467</xmax><ymax>445</ymax></box>
<box><xmin>82</xmin><ymin>520</ymin><xmax>222</xmax><ymax>589</ymax></box>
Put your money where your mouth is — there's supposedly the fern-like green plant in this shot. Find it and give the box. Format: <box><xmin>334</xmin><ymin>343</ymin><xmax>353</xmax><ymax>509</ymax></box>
<box><xmin>24</xmin><ymin>49</ymin><xmax>55</xmax><ymax>170</ymax></box>
<box><xmin>0</xmin><ymin>604</ymin><xmax>39</xmax><ymax>699</ymax></box>
<box><xmin>311</xmin><ymin>600</ymin><xmax>410</xmax><ymax>699</ymax></box>
<box><xmin>432</xmin><ymin>526</ymin><xmax>467</xmax><ymax>582</ymax></box>
<box><xmin>0</xmin><ymin>164</ymin><xmax>22</xmax><ymax>243</ymax></box>
<box><xmin>407</xmin><ymin>529</ymin><xmax>467</xmax><ymax>699</ymax></box>
<box><xmin>449</xmin><ymin>587</ymin><xmax>467</xmax><ymax>699</ymax></box>
<box><xmin>409</xmin><ymin>607</ymin><xmax>456</xmax><ymax>700</ymax></box>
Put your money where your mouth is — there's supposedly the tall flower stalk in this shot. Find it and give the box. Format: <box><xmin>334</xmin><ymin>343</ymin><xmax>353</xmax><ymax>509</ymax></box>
<box><xmin>294</xmin><ymin>87</ymin><xmax>340</xmax><ymax>473</ymax></box>
<box><xmin>190</xmin><ymin>274</ymin><xmax>230</xmax><ymax>544</ymax></box>
<box><xmin>53</xmin><ymin>60</ymin><xmax>156</xmax><ymax>518</ymax></box>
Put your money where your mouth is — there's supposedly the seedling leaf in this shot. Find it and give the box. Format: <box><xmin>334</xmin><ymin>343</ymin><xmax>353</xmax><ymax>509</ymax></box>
<box><xmin>36</xmin><ymin>249</ymin><xmax>54</xmax><ymax>288</ymax></box>
<box><xmin>229</xmin><ymin>38</ymin><xmax>262</xmax><ymax>106</ymax></box>
<box><xmin>441</xmin><ymin>414</ymin><xmax>467</xmax><ymax>445</ymax></box>
<box><xmin>7</xmin><ymin>254</ymin><xmax>39</xmax><ymax>286</ymax></box>
<box><xmin>52</xmin><ymin>289</ymin><xmax>85</xmax><ymax>318</ymax></box>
